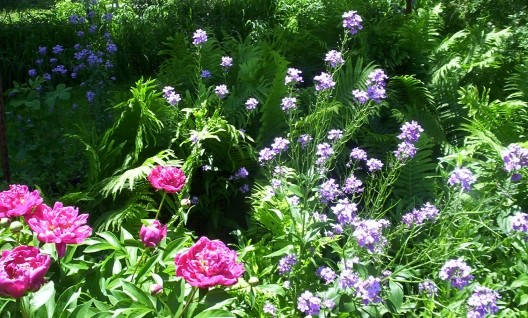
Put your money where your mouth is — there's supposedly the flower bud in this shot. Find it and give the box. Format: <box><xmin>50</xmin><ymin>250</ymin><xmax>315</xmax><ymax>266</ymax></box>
<box><xmin>9</xmin><ymin>221</ymin><xmax>23</xmax><ymax>233</ymax></box>
<box><xmin>150</xmin><ymin>283</ymin><xmax>163</xmax><ymax>296</ymax></box>
<box><xmin>180</xmin><ymin>198</ymin><xmax>191</xmax><ymax>208</ymax></box>
<box><xmin>140</xmin><ymin>220</ymin><xmax>167</xmax><ymax>248</ymax></box>
<box><xmin>0</xmin><ymin>218</ymin><xmax>10</xmax><ymax>228</ymax></box>
<box><xmin>248</xmin><ymin>276</ymin><xmax>259</xmax><ymax>286</ymax></box>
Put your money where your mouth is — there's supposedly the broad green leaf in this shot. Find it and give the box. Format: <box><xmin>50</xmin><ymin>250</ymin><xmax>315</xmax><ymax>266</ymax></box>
<box><xmin>84</xmin><ymin>243</ymin><xmax>116</xmax><ymax>253</ymax></box>
<box><xmin>30</xmin><ymin>281</ymin><xmax>55</xmax><ymax>313</ymax></box>
<box><xmin>386</xmin><ymin>281</ymin><xmax>404</xmax><ymax>314</ymax></box>
<box><xmin>511</xmin><ymin>275</ymin><xmax>528</xmax><ymax>289</ymax></box>
<box><xmin>193</xmin><ymin>309</ymin><xmax>235</xmax><ymax>318</ymax></box>
<box><xmin>98</xmin><ymin>232</ymin><xmax>123</xmax><ymax>250</ymax></box>
<box><xmin>120</xmin><ymin>280</ymin><xmax>156</xmax><ymax>309</ymax></box>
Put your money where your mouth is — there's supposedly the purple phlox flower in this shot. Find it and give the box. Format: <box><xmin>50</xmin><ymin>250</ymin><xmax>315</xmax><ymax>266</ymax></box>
<box><xmin>467</xmin><ymin>286</ymin><xmax>500</xmax><ymax>318</ymax></box>
<box><xmin>419</xmin><ymin>279</ymin><xmax>439</xmax><ymax>297</ymax></box>
<box><xmin>273</xmin><ymin>166</ymin><xmax>287</xmax><ymax>177</ymax></box>
<box><xmin>502</xmin><ymin>143</ymin><xmax>528</xmax><ymax>172</ymax></box>
<box><xmin>68</xmin><ymin>15</ymin><xmax>79</xmax><ymax>24</ymax></box>
<box><xmin>285</xmin><ymin>68</ymin><xmax>303</xmax><ymax>85</ymax></box>
<box><xmin>448</xmin><ymin>167</ymin><xmax>476</xmax><ymax>191</ymax></box>
<box><xmin>398</xmin><ymin>121</ymin><xmax>424</xmax><ymax>143</ymax></box>
<box><xmin>367</xmin><ymin>69</ymin><xmax>389</xmax><ymax>87</ymax></box>
<box><xmin>278</xmin><ymin>253</ymin><xmax>297</xmax><ymax>275</ymax></box>
<box><xmin>43</xmin><ymin>73</ymin><xmax>51</xmax><ymax>81</ymax></box>
<box><xmin>191</xmin><ymin>196</ymin><xmax>199</xmax><ymax>204</ymax></box>
<box><xmin>189</xmin><ymin>132</ymin><xmax>200</xmax><ymax>144</ymax></box>
<box><xmin>342</xmin><ymin>10</ymin><xmax>363</xmax><ymax>35</ymax></box>
<box><xmin>49</xmin><ymin>58</ymin><xmax>58</xmax><ymax>64</ymax></box>
<box><xmin>511</xmin><ymin>212</ymin><xmax>528</xmax><ymax>233</ymax></box>
<box><xmin>192</xmin><ymin>29</ymin><xmax>208</xmax><ymax>45</ymax></box>
<box><xmin>325</xmin><ymin>223</ymin><xmax>344</xmax><ymax>237</ymax></box>
<box><xmin>350</xmin><ymin>147</ymin><xmax>368</xmax><ymax>161</ymax></box>
<box><xmin>87</xmin><ymin>52</ymin><xmax>103</xmax><ymax>66</ymax></box>
<box><xmin>331</xmin><ymin>198</ymin><xmax>358</xmax><ymax>225</ymax></box>
<box><xmin>402</xmin><ymin>202</ymin><xmax>440</xmax><ymax>227</ymax></box>
<box><xmin>288</xmin><ymin>196</ymin><xmax>300</xmax><ymax>206</ymax></box>
<box><xmin>263</xmin><ymin>302</ymin><xmax>277</xmax><ymax>316</ymax></box>
<box><xmin>367</xmin><ymin>84</ymin><xmax>387</xmax><ymax>103</ymax></box>
<box><xmin>162</xmin><ymin>86</ymin><xmax>181</xmax><ymax>105</ymax></box>
<box><xmin>104</xmin><ymin>60</ymin><xmax>114</xmax><ymax>69</ymax></box>
<box><xmin>342</xmin><ymin>257</ymin><xmax>360</xmax><ymax>269</ymax></box>
<box><xmin>511</xmin><ymin>173</ymin><xmax>522</xmax><ymax>182</ymax></box>
<box><xmin>325</xmin><ymin>50</ymin><xmax>345</xmax><ymax>68</ymax></box>
<box><xmin>271</xmin><ymin>137</ymin><xmax>290</xmax><ymax>154</ymax></box>
<box><xmin>281</xmin><ymin>96</ymin><xmax>297</xmax><ymax>112</ymax></box>
<box><xmin>297</xmin><ymin>290</ymin><xmax>322</xmax><ymax>316</ymax></box>
<box><xmin>235</xmin><ymin>167</ymin><xmax>249</xmax><ymax>179</ymax></box>
<box><xmin>342</xmin><ymin>174</ymin><xmax>364</xmax><ymax>194</ymax></box>
<box><xmin>316</xmin><ymin>143</ymin><xmax>334</xmax><ymax>165</ymax></box>
<box><xmin>366</xmin><ymin>158</ymin><xmax>383</xmax><ymax>172</ymax></box>
<box><xmin>102</xmin><ymin>13</ymin><xmax>113</xmax><ymax>22</ymax></box>
<box><xmin>339</xmin><ymin>269</ymin><xmax>359</xmax><ymax>289</ymax></box>
<box><xmin>258</xmin><ymin>147</ymin><xmax>276</xmax><ymax>165</ymax></box>
<box><xmin>52</xmin><ymin>45</ymin><xmax>64</xmax><ymax>55</ymax></box>
<box><xmin>352</xmin><ymin>219</ymin><xmax>390</xmax><ymax>252</ymax></box>
<box><xmin>104</xmin><ymin>32</ymin><xmax>112</xmax><ymax>40</ymax></box>
<box><xmin>353</xmin><ymin>89</ymin><xmax>369</xmax><ymax>104</ymax></box>
<box><xmin>52</xmin><ymin>65</ymin><xmax>67</xmax><ymax>75</ymax></box>
<box><xmin>106</xmin><ymin>42</ymin><xmax>118</xmax><ymax>53</ymax></box>
<box><xmin>316</xmin><ymin>266</ymin><xmax>337</xmax><ymax>284</ymax></box>
<box><xmin>202</xmin><ymin>165</ymin><xmax>212</xmax><ymax>171</ymax></box>
<box><xmin>327</xmin><ymin>129</ymin><xmax>343</xmax><ymax>142</ymax></box>
<box><xmin>313</xmin><ymin>212</ymin><xmax>327</xmax><ymax>222</ymax></box>
<box><xmin>245</xmin><ymin>97</ymin><xmax>259</xmax><ymax>110</ymax></box>
<box><xmin>319</xmin><ymin>179</ymin><xmax>342</xmax><ymax>203</ymax></box>
<box><xmin>28</xmin><ymin>69</ymin><xmax>37</xmax><ymax>77</ymax></box>
<box><xmin>220</xmin><ymin>56</ymin><xmax>233</xmax><ymax>69</ymax></box>
<box><xmin>271</xmin><ymin>179</ymin><xmax>282</xmax><ymax>188</ymax></box>
<box><xmin>322</xmin><ymin>299</ymin><xmax>335</xmax><ymax>310</ymax></box>
<box><xmin>214</xmin><ymin>85</ymin><xmax>229</xmax><ymax>99</ymax></box>
<box><xmin>355</xmin><ymin>276</ymin><xmax>382</xmax><ymax>305</ymax></box>
<box><xmin>394</xmin><ymin>141</ymin><xmax>417</xmax><ymax>160</ymax></box>
<box><xmin>87</xmin><ymin>10</ymin><xmax>95</xmax><ymax>18</ymax></box>
<box><xmin>314</xmin><ymin>72</ymin><xmax>336</xmax><ymax>91</ymax></box>
<box><xmin>35</xmin><ymin>58</ymin><xmax>43</xmax><ymax>65</ymax></box>
<box><xmin>439</xmin><ymin>259</ymin><xmax>474</xmax><ymax>290</ymax></box>
<box><xmin>38</xmin><ymin>46</ymin><xmax>47</xmax><ymax>55</ymax></box>
<box><xmin>86</xmin><ymin>91</ymin><xmax>96</xmax><ymax>103</ymax></box>
<box><xmin>201</xmin><ymin>70</ymin><xmax>212</xmax><ymax>78</ymax></box>
<box><xmin>88</xmin><ymin>25</ymin><xmax>97</xmax><ymax>33</ymax></box>
<box><xmin>77</xmin><ymin>31</ymin><xmax>85</xmax><ymax>37</ymax></box>
<box><xmin>298</xmin><ymin>134</ymin><xmax>313</xmax><ymax>149</ymax></box>
<box><xmin>239</xmin><ymin>184</ymin><xmax>250</xmax><ymax>193</ymax></box>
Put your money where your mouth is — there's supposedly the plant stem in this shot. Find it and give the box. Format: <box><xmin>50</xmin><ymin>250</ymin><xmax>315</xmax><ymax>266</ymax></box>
<box><xmin>131</xmin><ymin>249</ymin><xmax>148</xmax><ymax>284</ymax></box>
<box><xmin>154</xmin><ymin>192</ymin><xmax>167</xmax><ymax>220</ymax></box>
<box><xmin>177</xmin><ymin>286</ymin><xmax>198</xmax><ymax>318</ymax></box>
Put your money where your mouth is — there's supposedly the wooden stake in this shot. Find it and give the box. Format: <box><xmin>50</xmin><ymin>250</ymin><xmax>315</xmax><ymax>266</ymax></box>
<box><xmin>0</xmin><ymin>76</ymin><xmax>10</xmax><ymax>183</ymax></box>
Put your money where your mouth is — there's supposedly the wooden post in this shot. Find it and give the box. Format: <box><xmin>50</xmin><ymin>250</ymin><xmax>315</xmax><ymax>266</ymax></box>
<box><xmin>0</xmin><ymin>76</ymin><xmax>10</xmax><ymax>183</ymax></box>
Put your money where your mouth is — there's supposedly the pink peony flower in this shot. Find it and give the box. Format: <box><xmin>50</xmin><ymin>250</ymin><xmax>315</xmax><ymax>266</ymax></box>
<box><xmin>0</xmin><ymin>245</ymin><xmax>51</xmax><ymax>298</ymax></box>
<box><xmin>148</xmin><ymin>166</ymin><xmax>186</xmax><ymax>193</ymax></box>
<box><xmin>140</xmin><ymin>220</ymin><xmax>167</xmax><ymax>248</ymax></box>
<box><xmin>174</xmin><ymin>236</ymin><xmax>245</xmax><ymax>288</ymax></box>
<box><xmin>26</xmin><ymin>202</ymin><xmax>92</xmax><ymax>258</ymax></box>
<box><xmin>0</xmin><ymin>184</ymin><xmax>43</xmax><ymax>218</ymax></box>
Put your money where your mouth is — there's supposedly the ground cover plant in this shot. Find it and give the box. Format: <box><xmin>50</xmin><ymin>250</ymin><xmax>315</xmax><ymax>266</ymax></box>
<box><xmin>1</xmin><ymin>0</ymin><xmax>528</xmax><ymax>317</ymax></box>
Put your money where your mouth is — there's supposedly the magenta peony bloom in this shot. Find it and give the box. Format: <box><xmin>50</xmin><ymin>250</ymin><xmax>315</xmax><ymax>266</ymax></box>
<box><xmin>26</xmin><ymin>202</ymin><xmax>92</xmax><ymax>258</ymax></box>
<box><xmin>0</xmin><ymin>246</ymin><xmax>51</xmax><ymax>298</ymax></box>
<box><xmin>174</xmin><ymin>236</ymin><xmax>245</xmax><ymax>288</ymax></box>
<box><xmin>148</xmin><ymin>166</ymin><xmax>186</xmax><ymax>193</ymax></box>
<box><xmin>140</xmin><ymin>220</ymin><xmax>167</xmax><ymax>248</ymax></box>
<box><xmin>0</xmin><ymin>184</ymin><xmax>43</xmax><ymax>218</ymax></box>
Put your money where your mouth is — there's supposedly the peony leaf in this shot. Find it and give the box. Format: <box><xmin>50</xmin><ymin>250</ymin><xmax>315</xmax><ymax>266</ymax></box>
<box><xmin>30</xmin><ymin>281</ymin><xmax>55</xmax><ymax>313</ymax></box>
<box><xmin>193</xmin><ymin>309</ymin><xmax>236</xmax><ymax>318</ymax></box>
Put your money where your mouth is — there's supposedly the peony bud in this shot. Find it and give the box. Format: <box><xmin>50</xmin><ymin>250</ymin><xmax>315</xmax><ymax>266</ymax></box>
<box><xmin>140</xmin><ymin>220</ymin><xmax>167</xmax><ymax>248</ymax></box>
<box><xmin>9</xmin><ymin>221</ymin><xmax>23</xmax><ymax>233</ymax></box>
<box><xmin>150</xmin><ymin>283</ymin><xmax>163</xmax><ymax>296</ymax></box>
<box><xmin>248</xmin><ymin>276</ymin><xmax>259</xmax><ymax>286</ymax></box>
<box><xmin>0</xmin><ymin>218</ymin><xmax>10</xmax><ymax>228</ymax></box>
<box><xmin>180</xmin><ymin>198</ymin><xmax>191</xmax><ymax>208</ymax></box>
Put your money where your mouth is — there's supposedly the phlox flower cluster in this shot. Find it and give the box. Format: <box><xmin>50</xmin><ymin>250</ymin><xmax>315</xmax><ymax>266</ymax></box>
<box><xmin>278</xmin><ymin>253</ymin><xmax>297</xmax><ymax>275</ymax></box>
<box><xmin>355</xmin><ymin>276</ymin><xmax>382</xmax><ymax>305</ymax></box>
<box><xmin>352</xmin><ymin>219</ymin><xmax>390</xmax><ymax>252</ymax></box>
<box><xmin>162</xmin><ymin>86</ymin><xmax>181</xmax><ymax>106</ymax></box>
<box><xmin>316</xmin><ymin>143</ymin><xmax>334</xmax><ymax>165</ymax></box>
<box><xmin>285</xmin><ymin>68</ymin><xmax>303</xmax><ymax>85</ymax></box>
<box><xmin>319</xmin><ymin>178</ymin><xmax>341</xmax><ymax>203</ymax></box>
<box><xmin>325</xmin><ymin>50</ymin><xmax>345</xmax><ymax>68</ymax></box>
<box><xmin>366</xmin><ymin>158</ymin><xmax>383</xmax><ymax>172</ymax></box>
<box><xmin>192</xmin><ymin>29</ymin><xmax>207</xmax><ymax>45</ymax></box>
<box><xmin>327</xmin><ymin>129</ymin><xmax>343</xmax><ymax>141</ymax></box>
<box><xmin>342</xmin><ymin>174</ymin><xmax>364</xmax><ymax>194</ymax></box>
<box><xmin>350</xmin><ymin>147</ymin><xmax>368</xmax><ymax>161</ymax></box>
<box><xmin>281</xmin><ymin>97</ymin><xmax>297</xmax><ymax>112</ymax></box>
<box><xmin>314</xmin><ymin>72</ymin><xmax>336</xmax><ymax>91</ymax></box>
<box><xmin>245</xmin><ymin>98</ymin><xmax>259</xmax><ymax>110</ymax></box>
<box><xmin>448</xmin><ymin>167</ymin><xmax>477</xmax><ymax>191</ymax></box>
<box><xmin>297</xmin><ymin>290</ymin><xmax>322</xmax><ymax>316</ymax></box>
<box><xmin>331</xmin><ymin>198</ymin><xmax>358</xmax><ymax>226</ymax></box>
<box><xmin>402</xmin><ymin>202</ymin><xmax>440</xmax><ymax>226</ymax></box>
<box><xmin>263</xmin><ymin>302</ymin><xmax>277</xmax><ymax>316</ymax></box>
<box><xmin>214</xmin><ymin>85</ymin><xmax>229</xmax><ymax>99</ymax></box>
<box><xmin>258</xmin><ymin>137</ymin><xmax>291</xmax><ymax>165</ymax></box>
<box><xmin>298</xmin><ymin>134</ymin><xmax>313</xmax><ymax>149</ymax></box>
<box><xmin>201</xmin><ymin>70</ymin><xmax>212</xmax><ymax>78</ymax></box>
<box><xmin>342</xmin><ymin>10</ymin><xmax>363</xmax><ymax>35</ymax></box>
<box><xmin>339</xmin><ymin>269</ymin><xmax>359</xmax><ymax>289</ymax></box>
<box><xmin>220</xmin><ymin>56</ymin><xmax>233</xmax><ymax>69</ymax></box>
<box><xmin>229</xmin><ymin>167</ymin><xmax>249</xmax><ymax>180</ymax></box>
<box><xmin>466</xmin><ymin>286</ymin><xmax>500</xmax><ymax>318</ymax></box>
<box><xmin>353</xmin><ymin>69</ymin><xmax>389</xmax><ymax>104</ymax></box>
<box><xmin>316</xmin><ymin>266</ymin><xmax>337</xmax><ymax>284</ymax></box>
<box><xmin>418</xmin><ymin>279</ymin><xmax>439</xmax><ymax>297</ymax></box>
<box><xmin>511</xmin><ymin>212</ymin><xmax>528</xmax><ymax>233</ymax></box>
<box><xmin>439</xmin><ymin>258</ymin><xmax>474</xmax><ymax>289</ymax></box>
<box><xmin>395</xmin><ymin>121</ymin><xmax>424</xmax><ymax>160</ymax></box>
<box><xmin>501</xmin><ymin>143</ymin><xmax>528</xmax><ymax>173</ymax></box>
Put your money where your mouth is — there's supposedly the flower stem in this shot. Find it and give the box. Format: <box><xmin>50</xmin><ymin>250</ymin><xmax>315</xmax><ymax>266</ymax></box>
<box><xmin>18</xmin><ymin>296</ymin><xmax>30</xmax><ymax>318</ymax></box>
<box><xmin>177</xmin><ymin>286</ymin><xmax>198</xmax><ymax>318</ymax></box>
<box><xmin>154</xmin><ymin>192</ymin><xmax>167</xmax><ymax>220</ymax></box>
<box><xmin>131</xmin><ymin>250</ymin><xmax>148</xmax><ymax>284</ymax></box>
